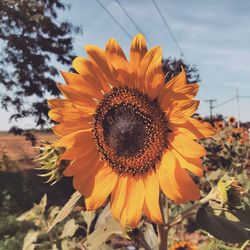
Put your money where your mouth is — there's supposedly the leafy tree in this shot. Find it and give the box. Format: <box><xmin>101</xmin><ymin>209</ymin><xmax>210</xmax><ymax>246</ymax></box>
<box><xmin>0</xmin><ymin>0</ymin><xmax>81</xmax><ymax>129</ymax></box>
<box><xmin>162</xmin><ymin>58</ymin><xmax>200</xmax><ymax>84</ymax></box>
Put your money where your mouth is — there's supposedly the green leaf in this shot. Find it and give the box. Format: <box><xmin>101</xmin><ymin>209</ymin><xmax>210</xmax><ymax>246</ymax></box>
<box><xmin>48</xmin><ymin>191</ymin><xmax>82</xmax><ymax>232</ymax></box>
<box><xmin>143</xmin><ymin>222</ymin><xmax>158</xmax><ymax>250</ymax></box>
<box><xmin>83</xmin><ymin>210</ymin><xmax>126</xmax><ymax>250</ymax></box>
<box><xmin>196</xmin><ymin>206</ymin><xmax>250</xmax><ymax>243</ymax></box>
<box><xmin>22</xmin><ymin>229</ymin><xmax>39</xmax><ymax>250</ymax></box>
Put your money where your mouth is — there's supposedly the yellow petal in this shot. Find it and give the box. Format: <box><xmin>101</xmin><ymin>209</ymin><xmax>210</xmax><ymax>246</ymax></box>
<box><xmin>172</xmin><ymin>148</ymin><xmax>203</xmax><ymax>177</ymax></box>
<box><xmin>124</xmin><ymin>176</ymin><xmax>144</xmax><ymax>228</ymax></box>
<box><xmin>156</xmin><ymin>150</ymin><xmax>186</xmax><ymax>203</ymax></box>
<box><xmin>143</xmin><ymin>171</ymin><xmax>163</xmax><ymax>223</ymax></box>
<box><xmin>168</xmin><ymin>132</ymin><xmax>206</xmax><ymax>158</ymax></box>
<box><xmin>110</xmin><ymin>175</ymin><xmax>127</xmax><ymax>220</ymax></box>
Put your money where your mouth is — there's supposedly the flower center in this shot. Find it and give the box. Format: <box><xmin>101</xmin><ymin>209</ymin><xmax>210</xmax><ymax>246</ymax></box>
<box><xmin>93</xmin><ymin>87</ymin><xmax>168</xmax><ymax>175</ymax></box>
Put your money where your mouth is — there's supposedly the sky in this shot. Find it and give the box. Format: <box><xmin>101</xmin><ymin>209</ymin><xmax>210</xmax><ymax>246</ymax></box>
<box><xmin>1</xmin><ymin>0</ymin><xmax>250</xmax><ymax>130</ymax></box>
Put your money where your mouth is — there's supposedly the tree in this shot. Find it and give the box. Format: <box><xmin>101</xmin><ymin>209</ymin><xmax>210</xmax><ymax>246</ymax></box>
<box><xmin>0</xmin><ymin>0</ymin><xmax>81</xmax><ymax>129</ymax></box>
<box><xmin>162</xmin><ymin>58</ymin><xmax>200</xmax><ymax>84</ymax></box>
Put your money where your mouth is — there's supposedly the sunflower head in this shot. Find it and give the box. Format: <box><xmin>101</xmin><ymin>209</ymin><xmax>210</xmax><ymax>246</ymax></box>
<box><xmin>218</xmin><ymin>176</ymin><xmax>245</xmax><ymax>207</ymax></box>
<box><xmin>228</xmin><ymin>116</ymin><xmax>236</xmax><ymax>125</ymax></box>
<box><xmin>170</xmin><ymin>241</ymin><xmax>197</xmax><ymax>250</ymax></box>
<box><xmin>48</xmin><ymin>33</ymin><xmax>215</xmax><ymax>227</ymax></box>
<box><xmin>34</xmin><ymin>141</ymin><xmax>68</xmax><ymax>185</ymax></box>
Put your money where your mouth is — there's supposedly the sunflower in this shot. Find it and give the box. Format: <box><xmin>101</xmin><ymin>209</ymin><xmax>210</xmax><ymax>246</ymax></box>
<box><xmin>228</xmin><ymin>116</ymin><xmax>236</xmax><ymax>125</ymax></box>
<box><xmin>170</xmin><ymin>241</ymin><xmax>197</xmax><ymax>250</ymax></box>
<box><xmin>48</xmin><ymin>34</ymin><xmax>215</xmax><ymax>228</ymax></box>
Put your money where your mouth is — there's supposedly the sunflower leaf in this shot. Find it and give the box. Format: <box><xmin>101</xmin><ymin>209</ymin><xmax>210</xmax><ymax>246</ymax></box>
<box><xmin>196</xmin><ymin>206</ymin><xmax>250</xmax><ymax>243</ymax></box>
<box><xmin>47</xmin><ymin>191</ymin><xmax>82</xmax><ymax>232</ymax></box>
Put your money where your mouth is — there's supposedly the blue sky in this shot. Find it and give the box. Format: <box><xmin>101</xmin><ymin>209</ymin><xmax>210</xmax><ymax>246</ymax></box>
<box><xmin>1</xmin><ymin>0</ymin><xmax>250</xmax><ymax>130</ymax></box>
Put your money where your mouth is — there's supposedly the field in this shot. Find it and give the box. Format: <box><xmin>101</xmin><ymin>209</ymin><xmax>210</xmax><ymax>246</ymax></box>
<box><xmin>0</xmin><ymin>122</ymin><xmax>249</xmax><ymax>250</ymax></box>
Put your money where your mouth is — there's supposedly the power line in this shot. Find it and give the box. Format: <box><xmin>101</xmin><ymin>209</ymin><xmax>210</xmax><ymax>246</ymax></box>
<box><xmin>151</xmin><ymin>0</ymin><xmax>186</xmax><ymax>61</ymax></box>
<box><xmin>114</xmin><ymin>0</ymin><xmax>153</xmax><ymax>46</ymax></box>
<box><xmin>214</xmin><ymin>96</ymin><xmax>236</xmax><ymax>108</ymax></box>
<box><xmin>96</xmin><ymin>0</ymin><xmax>133</xmax><ymax>40</ymax></box>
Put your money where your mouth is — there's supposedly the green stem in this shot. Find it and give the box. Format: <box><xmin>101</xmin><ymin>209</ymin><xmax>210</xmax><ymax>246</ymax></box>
<box><xmin>166</xmin><ymin>188</ymin><xmax>218</xmax><ymax>229</ymax></box>
<box><xmin>158</xmin><ymin>194</ymin><xmax>169</xmax><ymax>250</ymax></box>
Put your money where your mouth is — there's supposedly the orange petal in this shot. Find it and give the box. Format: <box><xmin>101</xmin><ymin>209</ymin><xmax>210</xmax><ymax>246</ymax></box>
<box><xmin>72</xmin><ymin>56</ymin><xmax>110</xmax><ymax>92</ymax></box>
<box><xmin>172</xmin><ymin>148</ymin><xmax>203</xmax><ymax>177</ymax></box>
<box><xmin>85</xmin><ymin>165</ymin><xmax>118</xmax><ymax>210</ymax></box>
<box><xmin>123</xmin><ymin>176</ymin><xmax>145</xmax><ymax>228</ymax></box>
<box><xmin>170</xmin><ymin>118</ymin><xmax>216</xmax><ymax>140</ymax></box>
<box><xmin>174</xmin><ymin>159</ymin><xmax>201</xmax><ymax>201</ymax></box>
<box><xmin>53</xmin><ymin>129</ymin><xmax>92</xmax><ymax>148</ymax></box>
<box><xmin>48</xmin><ymin>99</ymin><xmax>74</xmax><ymax>109</ymax></box>
<box><xmin>72</xmin><ymin>157</ymin><xmax>102</xmax><ymax>192</ymax></box>
<box><xmin>188</xmin><ymin>118</ymin><xmax>216</xmax><ymax>138</ymax></box>
<box><xmin>166</xmin><ymin>66</ymin><xmax>187</xmax><ymax>88</ymax></box>
<box><xmin>52</xmin><ymin>121</ymin><xmax>92</xmax><ymax>137</ymax></box>
<box><xmin>49</xmin><ymin>105</ymin><xmax>92</xmax><ymax>123</ymax></box>
<box><xmin>110</xmin><ymin>175</ymin><xmax>127</xmax><ymax>220</ymax></box>
<box><xmin>60</xmin><ymin>71</ymin><xmax>103</xmax><ymax>99</ymax></box>
<box><xmin>143</xmin><ymin>171</ymin><xmax>163</xmax><ymax>223</ymax></box>
<box><xmin>130</xmin><ymin>33</ymin><xmax>147</xmax><ymax>72</ymax></box>
<box><xmin>138</xmin><ymin>46</ymin><xmax>162</xmax><ymax>94</ymax></box>
<box><xmin>105</xmin><ymin>38</ymin><xmax>135</xmax><ymax>88</ymax></box>
<box><xmin>166</xmin><ymin>100</ymin><xmax>200</xmax><ymax>124</ymax></box>
<box><xmin>57</xmin><ymin>84</ymin><xmax>97</xmax><ymax>110</ymax></box>
<box><xmin>157</xmin><ymin>150</ymin><xmax>200</xmax><ymax>203</ymax></box>
<box><xmin>168</xmin><ymin>132</ymin><xmax>206</xmax><ymax>158</ymax></box>
<box><xmin>84</xmin><ymin>45</ymin><xmax>115</xmax><ymax>87</ymax></box>
<box><xmin>143</xmin><ymin>47</ymin><xmax>164</xmax><ymax>100</ymax></box>
<box><xmin>61</xmin><ymin>138</ymin><xmax>96</xmax><ymax>161</ymax></box>
<box><xmin>64</xmin><ymin>147</ymin><xmax>98</xmax><ymax>177</ymax></box>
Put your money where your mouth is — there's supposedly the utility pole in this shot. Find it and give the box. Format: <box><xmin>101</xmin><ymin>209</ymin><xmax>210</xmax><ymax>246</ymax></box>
<box><xmin>236</xmin><ymin>88</ymin><xmax>240</xmax><ymax>128</ymax></box>
<box><xmin>205</xmin><ymin>99</ymin><xmax>217</xmax><ymax>122</ymax></box>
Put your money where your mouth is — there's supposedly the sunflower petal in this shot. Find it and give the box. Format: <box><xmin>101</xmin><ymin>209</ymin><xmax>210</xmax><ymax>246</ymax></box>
<box><xmin>157</xmin><ymin>150</ymin><xmax>200</xmax><ymax>203</ymax></box>
<box><xmin>170</xmin><ymin>118</ymin><xmax>216</xmax><ymax>139</ymax></box>
<box><xmin>57</xmin><ymin>84</ymin><xmax>97</xmax><ymax>110</ymax></box>
<box><xmin>105</xmin><ymin>38</ymin><xmax>135</xmax><ymax>88</ymax></box>
<box><xmin>72</xmin><ymin>56</ymin><xmax>110</xmax><ymax>92</ymax></box>
<box><xmin>85</xmin><ymin>45</ymin><xmax>115</xmax><ymax>86</ymax></box>
<box><xmin>124</xmin><ymin>176</ymin><xmax>144</xmax><ymax>228</ymax></box>
<box><xmin>143</xmin><ymin>171</ymin><xmax>163</xmax><ymax>223</ymax></box>
<box><xmin>172</xmin><ymin>148</ymin><xmax>203</xmax><ymax>177</ymax></box>
<box><xmin>85</xmin><ymin>165</ymin><xmax>118</xmax><ymax>210</ymax></box>
<box><xmin>168</xmin><ymin>132</ymin><xmax>206</xmax><ymax>158</ymax></box>
<box><xmin>110</xmin><ymin>175</ymin><xmax>127</xmax><ymax>220</ymax></box>
<box><xmin>156</xmin><ymin>150</ymin><xmax>186</xmax><ymax>203</ymax></box>
<box><xmin>60</xmin><ymin>71</ymin><xmax>103</xmax><ymax>99</ymax></box>
<box><xmin>130</xmin><ymin>33</ymin><xmax>147</xmax><ymax>72</ymax></box>
<box><xmin>166</xmin><ymin>100</ymin><xmax>200</xmax><ymax>124</ymax></box>
<box><xmin>52</xmin><ymin>121</ymin><xmax>91</xmax><ymax>137</ymax></box>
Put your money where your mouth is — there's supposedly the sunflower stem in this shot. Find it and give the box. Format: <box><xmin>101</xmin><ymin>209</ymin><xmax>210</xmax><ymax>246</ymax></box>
<box><xmin>158</xmin><ymin>194</ymin><xmax>169</xmax><ymax>250</ymax></box>
<box><xmin>165</xmin><ymin>188</ymin><xmax>218</xmax><ymax>229</ymax></box>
